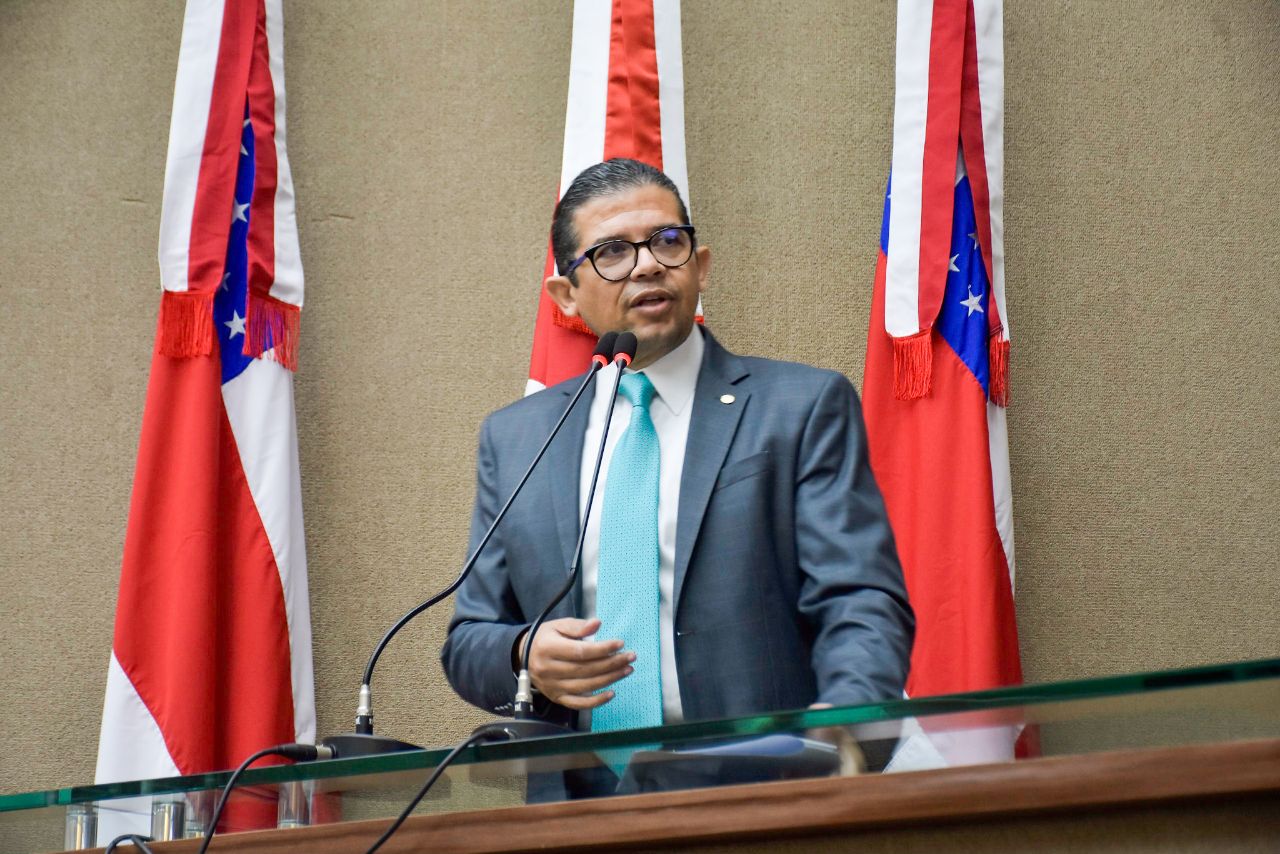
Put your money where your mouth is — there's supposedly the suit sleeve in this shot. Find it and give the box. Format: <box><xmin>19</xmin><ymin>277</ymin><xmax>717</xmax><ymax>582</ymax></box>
<box><xmin>794</xmin><ymin>372</ymin><xmax>915</xmax><ymax>705</ymax></box>
<box><xmin>440</xmin><ymin>415</ymin><xmax>530</xmax><ymax>716</ymax></box>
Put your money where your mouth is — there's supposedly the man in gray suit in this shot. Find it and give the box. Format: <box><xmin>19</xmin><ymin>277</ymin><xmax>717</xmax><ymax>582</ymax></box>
<box><xmin>442</xmin><ymin>159</ymin><xmax>913</xmax><ymax>734</ymax></box>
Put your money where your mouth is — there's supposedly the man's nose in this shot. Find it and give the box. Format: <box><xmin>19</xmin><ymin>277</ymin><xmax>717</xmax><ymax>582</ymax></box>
<box><xmin>631</xmin><ymin>244</ymin><xmax>663</xmax><ymax>277</ymax></box>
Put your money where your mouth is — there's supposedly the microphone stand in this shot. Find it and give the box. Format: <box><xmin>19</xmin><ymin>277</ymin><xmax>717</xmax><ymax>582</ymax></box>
<box><xmin>472</xmin><ymin>333</ymin><xmax>636</xmax><ymax>742</ymax></box>
<box><xmin>322</xmin><ymin>335</ymin><xmax>618</xmax><ymax>758</ymax></box>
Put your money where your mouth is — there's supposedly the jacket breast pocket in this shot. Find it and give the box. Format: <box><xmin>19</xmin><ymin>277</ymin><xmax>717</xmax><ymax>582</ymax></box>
<box><xmin>713</xmin><ymin>451</ymin><xmax>772</xmax><ymax>492</ymax></box>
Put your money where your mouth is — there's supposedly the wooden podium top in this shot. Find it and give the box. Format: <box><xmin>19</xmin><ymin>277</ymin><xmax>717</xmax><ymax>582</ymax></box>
<box><xmin>81</xmin><ymin>737</ymin><xmax>1280</xmax><ymax>853</ymax></box>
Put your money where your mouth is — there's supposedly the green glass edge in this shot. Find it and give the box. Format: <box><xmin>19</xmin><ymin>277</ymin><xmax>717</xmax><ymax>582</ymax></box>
<box><xmin>3</xmin><ymin>656</ymin><xmax>1276</xmax><ymax>813</ymax></box>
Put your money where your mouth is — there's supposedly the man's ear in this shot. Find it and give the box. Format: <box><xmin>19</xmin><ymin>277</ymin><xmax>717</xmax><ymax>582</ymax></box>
<box><xmin>545</xmin><ymin>273</ymin><xmax>578</xmax><ymax>317</ymax></box>
<box><xmin>694</xmin><ymin>244</ymin><xmax>711</xmax><ymax>295</ymax></box>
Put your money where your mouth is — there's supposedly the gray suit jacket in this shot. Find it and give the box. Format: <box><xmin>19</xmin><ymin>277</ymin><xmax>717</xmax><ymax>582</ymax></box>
<box><xmin>441</xmin><ymin>329</ymin><xmax>913</xmax><ymax>727</ymax></box>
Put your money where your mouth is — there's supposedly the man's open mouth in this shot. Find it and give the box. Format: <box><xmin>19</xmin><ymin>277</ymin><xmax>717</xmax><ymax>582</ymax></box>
<box><xmin>631</xmin><ymin>291</ymin><xmax>672</xmax><ymax>308</ymax></box>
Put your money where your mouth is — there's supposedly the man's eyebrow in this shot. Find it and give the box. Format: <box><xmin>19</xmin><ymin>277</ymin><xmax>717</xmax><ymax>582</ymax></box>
<box><xmin>585</xmin><ymin>223</ymin><xmax>683</xmax><ymax>247</ymax></box>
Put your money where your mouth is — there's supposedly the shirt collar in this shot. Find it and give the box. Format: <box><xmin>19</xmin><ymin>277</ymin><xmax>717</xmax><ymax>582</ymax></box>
<box><xmin>630</xmin><ymin>325</ymin><xmax>703</xmax><ymax>416</ymax></box>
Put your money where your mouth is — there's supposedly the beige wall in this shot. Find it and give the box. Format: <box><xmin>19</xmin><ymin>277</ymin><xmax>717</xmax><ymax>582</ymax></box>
<box><xmin>0</xmin><ymin>0</ymin><xmax>1276</xmax><ymax>796</ymax></box>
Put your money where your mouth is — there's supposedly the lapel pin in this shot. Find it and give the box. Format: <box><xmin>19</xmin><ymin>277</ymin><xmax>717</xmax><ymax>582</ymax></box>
<box><xmin>719</xmin><ymin>394</ymin><xmax>736</xmax><ymax>405</ymax></box>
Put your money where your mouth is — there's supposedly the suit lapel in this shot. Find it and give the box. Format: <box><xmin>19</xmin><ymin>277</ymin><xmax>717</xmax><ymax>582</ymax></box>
<box><xmin>674</xmin><ymin>332</ymin><xmax>750</xmax><ymax>610</ymax></box>
<box><xmin>548</xmin><ymin>376</ymin><xmax>592</xmax><ymax>581</ymax></box>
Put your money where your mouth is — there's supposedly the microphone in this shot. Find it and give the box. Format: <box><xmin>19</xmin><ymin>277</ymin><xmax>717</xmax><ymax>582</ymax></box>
<box><xmin>364</xmin><ymin>337</ymin><xmax>636</xmax><ymax>851</ymax></box>
<box><xmin>321</xmin><ymin>332</ymin><xmax>619</xmax><ymax>758</ymax></box>
<box><xmin>614</xmin><ymin>332</ymin><xmax>637</xmax><ymax>368</ymax></box>
<box><xmin>473</xmin><ymin>331</ymin><xmax>639</xmax><ymax>741</ymax></box>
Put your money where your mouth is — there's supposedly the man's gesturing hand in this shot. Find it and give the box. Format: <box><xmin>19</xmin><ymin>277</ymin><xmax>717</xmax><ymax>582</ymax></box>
<box><xmin>519</xmin><ymin>617</ymin><xmax>634</xmax><ymax>710</ymax></box>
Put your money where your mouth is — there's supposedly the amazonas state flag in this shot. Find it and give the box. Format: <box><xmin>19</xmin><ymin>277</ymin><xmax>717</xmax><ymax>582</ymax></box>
<box><xmin>95</xmin><ymin>0</ymin><xmax>314</xmax><ymax>838</ymax></box>
<box><xmin>527</xmin><ymin>0</ymin><xmax>697</xmax><ymax>393</ymax></box>
<box><xmin>863</xmin><ymin>0</ymin><xmax>1024</xmax><ymax>767</ymax></box>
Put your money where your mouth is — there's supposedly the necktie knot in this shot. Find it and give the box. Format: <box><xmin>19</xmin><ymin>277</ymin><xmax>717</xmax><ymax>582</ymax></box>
<box><xmin>619</xmin><ymin>372</ymin><xmax>656</xmax><ymax>410</ymax></box>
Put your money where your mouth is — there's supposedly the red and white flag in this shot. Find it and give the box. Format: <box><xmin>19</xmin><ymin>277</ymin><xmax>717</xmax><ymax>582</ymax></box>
<box><xmin>526</xmin><ymin>0</ymin><xmax>695</xmax><ymax>394</ymax></box>
<box><xmin>95</xmin><ymin>0</ymin><xmax>314</xmax><ymax>837</ymax></box>
<box><xmin>862</xmin><ymin>0</ymin><xmax>1024</xmax><ymax>768</ymax></box>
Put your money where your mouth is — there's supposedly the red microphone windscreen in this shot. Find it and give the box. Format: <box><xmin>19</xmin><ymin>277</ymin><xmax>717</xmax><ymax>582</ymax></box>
<box><xmin>592</xmin><ymin>332</ymin><xmax>619</xmax><ymax>367</ymax></box>
<box><xmin>613</xmin><ymin>332</ymin><xmax>638</xmax><ymax>367</ymax></box>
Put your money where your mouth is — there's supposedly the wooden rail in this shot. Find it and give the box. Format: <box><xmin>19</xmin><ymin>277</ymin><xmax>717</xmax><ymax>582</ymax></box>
<box><xmin>80</xmin><ymin>737</ymin><xmax>1280</xmax><ymax>853</ymax></box>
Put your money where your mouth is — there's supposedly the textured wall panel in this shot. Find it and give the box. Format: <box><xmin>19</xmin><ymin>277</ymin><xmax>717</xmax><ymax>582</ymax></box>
<box><xmin>0</xmin><ymin>0</ymin><xmax>1276</xmax><ymax>797</ymax></box>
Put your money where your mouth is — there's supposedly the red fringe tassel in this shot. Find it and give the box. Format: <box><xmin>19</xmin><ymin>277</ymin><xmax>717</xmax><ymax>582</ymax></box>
<box><xmin>892</xmin><ymin>328</ymin><xmax>933</xmax><ymax>400</ymax></box>
<box><xmin>245</xmin><ymin>293</ymin><xmax>301</xmax><ymax>372</ymax></box>
<box><xmin>988</xmin><ymin>335</ymin><xmax>1010</xmax><ymax>407</ymax></box>
<box><xmin>157</xmin><ymin>290</ymin><xmax>214</xmax><ymax>358</ymax></box>
<box><xmin>551</xmin><ymin>303</ymin><xmax>596</xmax><ymax>338</ymax></box>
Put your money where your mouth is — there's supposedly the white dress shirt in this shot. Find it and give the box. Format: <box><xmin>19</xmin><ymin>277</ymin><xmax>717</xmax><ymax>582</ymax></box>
<box><xmin>578</xmin><ymin>327</ymin><xmax>704</xmax><ymax>724</ymax></box>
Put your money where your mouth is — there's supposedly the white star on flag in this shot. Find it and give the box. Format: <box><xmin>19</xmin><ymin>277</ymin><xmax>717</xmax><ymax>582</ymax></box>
<box><xmin>233</xmin><ymin>201</ymin><xmax>249</xmax><ymax>223</ymax></box>
<box><xmin>220</xmin><ymin>273</ymin><xmax>230</xmax><ymax>292</ymax></box>
<box><xmin>968</xmin><ymin>231</ymin><xmax>980</xmax><ymax>250</ymax></box>
<box><xmin>960</xmin><ymin>287</ymin><xmax>984</xmax><ymax>317</ymax></box>
<box><xmin>948</xmin><ymin>253</ymin><xmax>960</xmax><ymax>273</ymax></box>
<box><xmin>224</xmin><ymin>310</ymin><xmax>246</xmax><ymax>338</ymax></box>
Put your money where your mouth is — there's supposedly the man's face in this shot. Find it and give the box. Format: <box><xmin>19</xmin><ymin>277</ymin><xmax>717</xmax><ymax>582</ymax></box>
<box><xmin>546</xmin><ymin>184</ymin><xmax>710</xmax><ymax>370</ymax></box>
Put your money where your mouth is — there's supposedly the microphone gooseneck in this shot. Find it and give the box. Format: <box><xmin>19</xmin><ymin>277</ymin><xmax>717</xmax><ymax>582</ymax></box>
<box><xmin>323</xmin><ymin>333</ymin><xmax>618</xmax><ymax>757</ymax></box>
<box><xmin>375</xmin><ymin>333</ymin><xmax>647</xmax><ymax>850</ymax></box>
<box><xmin>513</xmin><ymin>331</ymin><xmax>638</xmax><ymax>720</ymax></box>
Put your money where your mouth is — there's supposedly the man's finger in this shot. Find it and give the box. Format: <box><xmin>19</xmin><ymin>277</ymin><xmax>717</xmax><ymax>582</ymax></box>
<box><xmin>539</xmin><ymin>651</ymin><xmax>634</xmax><ymax>680</ymax></box>
<box><xmin>551</xmin><ymin>617</ymin><xmax>602</xmax><ymax>640</ymax></box>
<box><xmin>543</xmin><ymin>636</ymin><xmax>626</xmax><ymax>663</ymax></box>
<box><xmin>558</xmin><ymin>666</ymin><xmax>633</xmax><ymax>696</ymax></box>
<box><xmin>553</xmin><ymin>689</ymin><xmax>616</xmax><ymax>711</ymax></box>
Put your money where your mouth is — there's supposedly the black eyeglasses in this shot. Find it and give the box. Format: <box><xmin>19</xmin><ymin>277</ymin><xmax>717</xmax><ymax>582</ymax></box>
<box><xmin>564</xmin><ymin>225</ymin><xmax>696</xmax><ymax>282</ymax></box>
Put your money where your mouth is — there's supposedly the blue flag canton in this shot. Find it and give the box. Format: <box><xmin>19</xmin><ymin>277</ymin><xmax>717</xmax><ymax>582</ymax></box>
<box><xmin>936</xmin><ymin>176</ymin><xmax>991</xmax><ymax>395</ymax></box>
<box><xmin>213</xmin><ymin>108</ymin><xmax>257</xmax><ymax>386</ymax></box>
<box><xmin>879</xmin><ymin>175</ymin><xmax>992</xmax><ymax>395</ymax></box>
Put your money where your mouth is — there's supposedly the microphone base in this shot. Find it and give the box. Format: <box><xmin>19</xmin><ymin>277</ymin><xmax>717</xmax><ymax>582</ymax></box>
<box><xmin>320</xmin><ymin>732</ymin><xmax>423</xmax><ymax>758</ymax></box>
<box><xmin>471</xmin><ymin>719</ymin><xmax>574</xmax><ymax>743</ymax></box>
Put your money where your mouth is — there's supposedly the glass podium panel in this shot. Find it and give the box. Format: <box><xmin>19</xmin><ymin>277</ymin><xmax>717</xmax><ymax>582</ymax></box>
<box><xmin>1</xmin><ymin>657</ymin><xmax>1276</xmax><ymax>852</ymax></box>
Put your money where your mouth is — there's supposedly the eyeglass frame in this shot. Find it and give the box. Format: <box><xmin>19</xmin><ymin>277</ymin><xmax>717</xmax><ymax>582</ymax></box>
<box><xmin>563</xmin><ymin>224</ymin><xmax>698</xmax><ymax>281</ymax></box>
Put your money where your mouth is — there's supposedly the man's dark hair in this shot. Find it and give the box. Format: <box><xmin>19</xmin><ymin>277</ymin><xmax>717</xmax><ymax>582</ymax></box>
<box><xmin>551</xmin><ymin>158</ymin><xmax>691</xmax><ymax>282</ymax></box>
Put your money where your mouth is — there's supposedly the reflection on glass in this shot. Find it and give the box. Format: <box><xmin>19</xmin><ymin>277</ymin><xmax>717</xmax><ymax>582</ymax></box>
<box><xmin>1</xmin><ymin>657</ymin><xmax>1276</xmax><ymax>854</ymax></box>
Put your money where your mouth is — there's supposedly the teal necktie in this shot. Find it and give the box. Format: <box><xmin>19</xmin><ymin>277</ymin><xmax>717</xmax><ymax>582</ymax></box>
<box><xmin>592</xmin><ymin>372</ymin><xmax>663</xmax><ymax>733</ymax></box>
